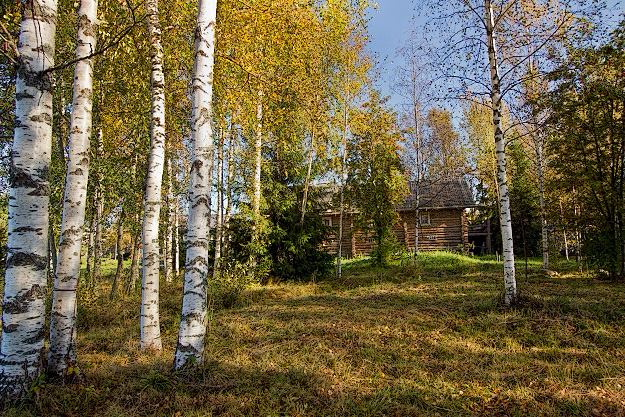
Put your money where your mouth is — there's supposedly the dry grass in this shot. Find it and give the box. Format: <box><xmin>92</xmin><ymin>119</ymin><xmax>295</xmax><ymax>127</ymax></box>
<box><xmin>3</xmin><ymin>252</ymin><xmax>625</xmax><ymax>416</ymax></box>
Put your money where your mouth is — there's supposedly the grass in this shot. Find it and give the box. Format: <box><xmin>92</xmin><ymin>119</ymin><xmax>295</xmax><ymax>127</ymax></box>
<box><xmin>3</xmin><ymin>252</ymin><xmax>625</xmax><ymax>416</ymax></box>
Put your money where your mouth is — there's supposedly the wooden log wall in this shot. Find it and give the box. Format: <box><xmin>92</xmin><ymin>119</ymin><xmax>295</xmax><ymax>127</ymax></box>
<box><xmin>321</xmin><ymin>209</ymin><xmax>469</xmax><ymax>256</ymax></box>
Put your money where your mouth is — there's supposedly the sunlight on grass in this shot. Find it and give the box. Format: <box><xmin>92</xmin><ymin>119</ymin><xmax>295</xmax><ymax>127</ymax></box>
<box><xmin>3</xmin><ymin>251</ymin><xmax>625</xmax><ymax>416</ymax></box>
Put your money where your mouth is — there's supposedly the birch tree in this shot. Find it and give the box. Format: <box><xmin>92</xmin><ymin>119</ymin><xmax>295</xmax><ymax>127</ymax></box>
<box><xmin>484</xmin><ymin>0</ymin><xmax>516</xmax><ymax>305</ymax></box>
<box><xmin>48</xmin><ymin>0</ymin><xmax>98</xmax><ymax>377</ymax></box>
<box><xmin>174</xmin><ymin>0</ymin><xmax>217</xmax><ymax>369</ymax></box>
<box><xmin>418</xmin><ymin>0</ymin><xmax>581</xmax><ymax>304</ymax></box>
<box><xmin>0</xmin><ymin>0</ymin><xmax>58</xmax><ymax>399</ymax></box>
<box><xmin>141</xmin><ymin>0</ymin><xmax>166</xmax><ymax>352</ymax></box>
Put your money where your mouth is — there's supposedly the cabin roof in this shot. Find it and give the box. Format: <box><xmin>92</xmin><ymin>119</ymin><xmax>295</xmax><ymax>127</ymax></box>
<box><xmin>397</xmin><ymin>179</ymin><xmax>477</xmax><ymax>211</ymax></box>
<box><xmin>320</xmin><ymin>178</ymin><xmax>476</xmax><ymax>212</ymax></box>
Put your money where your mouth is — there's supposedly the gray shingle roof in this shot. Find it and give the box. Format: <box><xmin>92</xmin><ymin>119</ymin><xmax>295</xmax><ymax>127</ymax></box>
<box><xmin>397</xmin><ymin>179</ymin><xmax>476</xmax><ymax>211</ymax></box>
<box><xmin>319</xmin><ymin>179</ymin><xmax>476</xmax><ymax>212</ymax></box>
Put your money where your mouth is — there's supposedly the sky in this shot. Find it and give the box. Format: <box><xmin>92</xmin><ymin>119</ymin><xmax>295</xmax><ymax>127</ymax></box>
<box><xmin>366</xmin><ymin>1</ymin><xmax>418</xmax><ymax>111</ymax></box>
<box><xmin>366</xmin><ymin>0</ymin><xmax>624</xmax><ymax>115</ymax></box>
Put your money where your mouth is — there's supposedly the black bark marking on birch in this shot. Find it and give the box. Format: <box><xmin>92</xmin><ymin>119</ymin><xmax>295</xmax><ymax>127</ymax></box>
<box><xmin>175</xmin><ymin>343</ymin><xmax>200</xmax><ymax>354</ymax></box>
<box><xmin>182</xmin><ymin>289</ymin><xmax>206</xmax><ymax>297</ymax></box>
<box><xmin>1</xmin><ymin>284</ymin><xmax>46</xmax><ymax>314</ymax></box>
<box><xmin>23</xmin><ymin>329</ymin><xmax>45</xmax><ymax>345</ymax></box>
<box><xmin>180</xmin><ymin>312</ymin><xmax>204</xmax><ymax>322</ymax></box>
<box><xmin>191</xmin><ymin>159</ymin><xmax>203</xmax><ymax>175</ymax></box>
<box><xmin>3</xmin><ymin>324</ymin><xmax>19</xmax><ymax>333</ymax></box>
<box><xmin>9</xmin><ymin>164</ymin><xmax>49</xmax><ymax>189</ymax></box>
<box><xmin>16</xmin><ymin>58</ymin><xmax>55</xmax><ymax>93</ymax></box>
<box><xmin>191</xmin><ymin>197</ymin><xmax>209</xmax><ymax>209</ymax></box>
<box><xmin>6</xmin><ymin>252</ymin><xmax>48</xmax><ymax>270</ymax></box>
<box><xmin>68</xmin><ymin>168</ymin><xmax>83</xmax><ymax>176</ymax></box>
<box><xmin>13</xmin><ymin>226</ymin><xmax>40</xmax><ymax>233</ymax></box>
<box><xmin>15</xmin><ymin>91</ymin><xmax>35</xmax><ymax>101</ymax></box>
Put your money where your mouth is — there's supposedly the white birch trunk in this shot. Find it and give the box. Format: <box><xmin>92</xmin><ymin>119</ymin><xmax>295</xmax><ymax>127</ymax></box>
<box><xmin>48</xmin><ymin>0</ymin><xmax>98</xmax><ymax>377</ymax></box>
<box><xmin>85</xmin><ymin>219</ymin><xmax>93</xmax><ymax>277</ymax></box>
<box><xmin>93</xmin><ymin>128</ymin><xmax>103</xmax><ymax>281</ymax></box>
<box><xmin>165</xmin><ymin>155</ymin><xmax>173</xmax><ymax>283</ymax></box>
<box><xmin>173</xmin><ymin>209</ymin><xmax>179</xmax><ymax>272</ymax></box>
<box><xmin>213</xmin><ymin>130</ymin><xmax>223</xmax><ymax>277</ymax></box>
<box><xmin>253</xmin><ymin>91</ymin><xmax>263</xmax><ymax>231</ymax></box>
<box><xmin>0</xmin><ymin>0</ymin><xmax>57</xmax><ymax>399</ymax></box>
<box><xmin>223</xmin><ymin>127</ymin><xmax>235</xmax><ymax>259</ymax></box>
<box><xmin>300</xmin><ymin>130</ymin><xmax>315</xmax><ymax>224</ymax></box>
<box><xmin>174</xmin><ymin>0</ymin><xmax>217</xmax><ymax>369</ymax></box>
<box><xmin>536</xmin><ymin>138</ymin><xmax>548</xmax><ymax>270</ymax></box>
<box><xmin>486</xmin><ymin>0</ymin><xmax>516</xmax><ymax>305</ymax></box>
<box><xmin>130</xmin><ymin>227</ymin><xmax>141</xmax><ymax>291</ymax></box>
<box><xmin>560</xmin><ymin>199</ymin><xmax>569</xmax><ymax>261</ymax></box>
<box><xmin>111</xmin><ymin>209</ymin><xmax>123</xmax><ymax>298</ymax></box>
<box><xmin>141</xmin><ymin>0</ymin><xmax>166</xmax><ymax>352</ymax></box>
<box><xmin>337</xmin><ymin>103</ymin><xmax>348</xmax><ymax>279</ymax></box>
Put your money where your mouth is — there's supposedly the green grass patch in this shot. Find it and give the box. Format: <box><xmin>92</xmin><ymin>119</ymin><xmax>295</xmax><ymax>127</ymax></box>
<box><xmin>3</xmin><ymin>252</ymin><xmax>625</xmax><ymax>416</ymax></box>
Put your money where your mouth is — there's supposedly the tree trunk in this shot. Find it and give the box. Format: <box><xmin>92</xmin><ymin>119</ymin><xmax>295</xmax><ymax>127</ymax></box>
<box><xmin>47</xmin><ymin>0</ymin><xmax>98</xmax><ymax>378</ymax></box>
<box><xmin>129</xmin><ymin>226</ymin><xmax>141</xmax><ymax>292</ymax></box>
<box><xmin>141</xmin><ymin>0</ymin><xmax>166</xmax><ymax>352</ymax></box>
<box><xmin>1</xmin><ymin>0</ymin><xmax>58</xmax><ymax>399</ymax></box>
<box><xmin>163</xmin><ymin>156</ymin><xmax>173</xmax><ymax>282</ymax></box>
<box><xmin>93</xmin><ymin>128</ymin><xmax>104</xmax><ymax>282</ymax></box>
<box><xmin>174</xmin><ymin>0</ymin><xmax>217</xmax><ymax>370</ymax></box>
<box><xmin>252</xmin><ymin>90</ymin><xmax>263</xmax><ymax>237</ymax></box>
<box><xmin>165</xmin><ymin>155</ymin><xmax>174</xmax><ymax>282</ymax></box>
<box><xmin>337</xmin><ymin>103</ymin><xmax>348</xmax><ymax>279</ymax></box>
<box><xmin>486</xmin><ymin>0</ymin><xmax>516</xmax><ymax>306</ymax></box>
<box><xmin>86</xmin><ymin>218</ymin><xmax>93</xmax><ymax>277</ymax></box>
<box><xmin>559</xmin><ymin>198</ymin><xmax>569</xmax><ymax>261</ymax></box>
<box><xmin>213</xmin><ymin>128</ymin><xmax>224</xmax><ymax>278</ymax></box>
<box><xmin>49</xmin><ymin>226</ymin><xmax>58</xmax><ymax>278</ymax></box>
<box><xmin>173</xmin><ymin>210</ymin><xmax>179</xmax><ymax>273</ymax></box>
<box><xmin>415</xmin><ymin>183</ymin><xmax>420</xmax><ymax>260</ymax></box>
<box><xmin>300</xmin><ymin>130</ymin><xmax>315</xmax><ymax>224</ymax></box>
<box><xmin>111</xmin><ymin>209</ymin><xmax>124</xmax><ymax>299</ymax></box>
<box><xmin>537</xmin><ymin>138</ymin><xmax>548</xmax><ymax>270</ymax></box>
<box><xmin>223</xmin><ymin>123</ymin><xmax>235</xmax><ymax>259</ymax></box>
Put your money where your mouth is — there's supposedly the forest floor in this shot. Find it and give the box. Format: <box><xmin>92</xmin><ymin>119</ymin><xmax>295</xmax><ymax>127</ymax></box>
<box><xmin>3</xmin><ymin>252</ymin><xmax>625</xmax><ymax>416</ymax></box>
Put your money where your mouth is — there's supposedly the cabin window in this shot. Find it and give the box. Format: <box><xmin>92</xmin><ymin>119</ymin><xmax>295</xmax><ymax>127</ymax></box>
<box><xmin>420</xmin><ymin>213</ymin><xmax>431</xmax><ymax>226</ymax></box>
<box><xmin>323</xmin><ymin>217</ymin><xmax>332</xmax><ymax>227</ymax></box>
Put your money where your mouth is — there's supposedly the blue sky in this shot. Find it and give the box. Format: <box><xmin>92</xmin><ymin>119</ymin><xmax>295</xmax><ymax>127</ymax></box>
<box><xmin>366</xmin><ymin>0</ymin><xmax>624</xmax><ymax>113</ymax></box>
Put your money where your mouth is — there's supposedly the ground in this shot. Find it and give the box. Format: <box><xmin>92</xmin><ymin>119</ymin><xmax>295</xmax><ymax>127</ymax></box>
<box><xmin>2</xmin><ymin>252</ymin><xmax>625</xmax><ymax>416</ymax></box>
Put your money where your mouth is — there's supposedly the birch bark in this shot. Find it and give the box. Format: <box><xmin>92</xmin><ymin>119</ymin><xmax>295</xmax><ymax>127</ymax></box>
<box><xmin>174</xmin><ymin>0</ymin><xmax>217</xmax><ymax>369</ymax></box>
<box><xmin>252</xmin><ymin>91</ymin><xmax>263</xmax><ymax>233</ymax></box>
<box><xmin>300</xmin><ymin>130</ymin><xmax>315</xmax><ymax>224</ymax></box>
<box><xmin>337</xmin><ymin>103</ymin><xmax>348</xmax><ymax>279</ymax></box>
<box><xmin>213</xmin><ymin>129</ymin><xmax>224</xmax><ymax>278</ymax></box>
<box><xmin>129</xmin><ymin>227</ymin><xmax>141</xmax><ymax>291</ymax></box>
<box><xmin>141</xmin><ymin>0</ymin><xmax>166</xmax><ymax>351</ymax></box>
<box><xmin>48</xmin><ymin>0</ymin><xmax>98</xmax><ymax>377</ymax></box>
<box><xmin>93</xmin><ymin>128</ymin><xmax>103</xmax><ymax>281</ymax></box>
<box><xmin>486</xmin><ymin>0</ymin><xmax>516</xmax><ymax>305</ymax></box>
<box><xmin>165</xmin><ymin>155</ymin><xmax>174</xmax><ymax>282</ymax></box>
<box><xmin>173</xmin><ymin>210</ymin><xmax>179</xmax><ymax>272</ymax></box>
<box><xmin>110</xmin><ymin>209</ymin><xmax>124</xmax><ymax>298</ymax></box>
<box><xmin>536</xmin><ymin>138</ymin><xmax>548</xmax><ymax>270</ymax></box>
<box><xmin>223</xmin><ymin>127</ymin><xmax>235</xmax><ymax>258</ymax></box>
<box><xmin>0</xmin><ymin>0</ymin><xmax>58</xmax><ymax>398</ymax></box>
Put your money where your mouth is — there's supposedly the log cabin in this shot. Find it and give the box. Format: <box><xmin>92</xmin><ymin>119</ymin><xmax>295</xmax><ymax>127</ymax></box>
<box><xmin>321</xmin><ymin>179</ymin><xmax>477</xmax><ymax>257</ymax></box>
